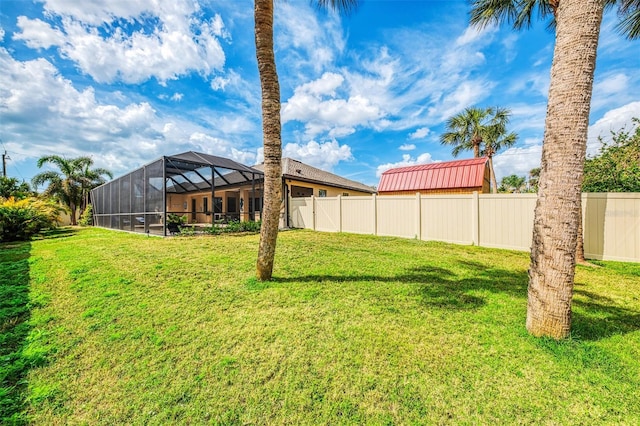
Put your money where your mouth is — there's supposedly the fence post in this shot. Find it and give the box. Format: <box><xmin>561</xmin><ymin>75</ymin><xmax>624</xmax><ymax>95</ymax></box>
<box><xmin>416</xmin><ymin>192</ymin><xmax>421</xmax><ymax>240</ymax></box>
<box><xmin>337</xmin><ymin>195</ymin><xmax>342</xmax><ymax>233</ymax></box>
<box><xmin>372</xmin><ymin>193</ymin><xmax>378</xmax><ymax>236</ymax></box>
<box><xmin>311</xmin><ymin>195</ymin><xmax>316</xmax><ymax>231</ymax></box>
<box><xmin>472</xmin><ymin>191</ymin><xmax>479</xmax><ymax>246</ymax></box>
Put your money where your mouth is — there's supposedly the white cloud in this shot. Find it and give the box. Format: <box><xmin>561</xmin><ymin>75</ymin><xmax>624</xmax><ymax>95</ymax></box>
<box><xmin>188</xmin><ymin>132</ymin><xmax>257</xmax><ymax>165</ymax></box>
<box><xmin>594</xmin><ymin>73</ymin><xmax>629</xmax><ymax>97</ymax></box>
<box><xmin>13</xmin><ymin>17</ymin><xmax>65</xmax><ymax>49</ymax></box>
<box><xmin>39</xmin><ymin>0</ymin><xmax>172</xmax><ymax>26</ymax></box>
<box><xmin>276</xmin><ymin>11</ymin><xmax>505</xmax><ymax>141</ymax></box>
<box><xmin>431</xmin><ymin>80</ymin><xmax>494</xmax><ymax>121</ymax></box>
<box><xmin>408</xmin><ymin>127</ymin><xmax>430</xmax><ymax>140</ymax></box>
<box><xmin>256</xmin><ymin>139</ymin><xmax>352</xmax><ymax>171</ymax></box>
<box><xmin>13</xmin><ymin>1</ymin><xmax>228</xmax><ymax>84</ymax></box>
<box><xmin>0</xmin><ymin>48</ymin><xmax>255</xmax><ymax>178</ymax></box>
<box><xmin>492</xmin><ymin>144</ymin><xmax>542</xmax><ymax>182</ymax></box>
<box><xmin>282</xmin><ymin>139</ymin><xmax>353</xmax><ymax>171</ymax></box>
<box><xmin>210</xmin><ymin>69</ymin><xmax>259</xmax><ymax>108</ymax></box>
<box><xmin>376</xmin><ymin>153</ymin><xmax>434</xmax><ymax>177</ymax></box>
<box><xmin>455</xmin><ymin>25</ymin><xmax>496</xmax><ymax>47</ymax></box>
<box><xmin>171</xmin><ymin>93</ymin><xmax>183</xmax><ymax>101</ymax></box>
<box><xmin>399</xmin><ymin>144</ymin><xmax>416</xmax><ymax>151</ymax></box>
<box><xmin>587</xmin><ymin>101</ymin><xmax>640</xmax><ymax>156</ymax></box>
<box><xmin>282</xmin><ymin>72</ymin><xmax>383</xmax><ymax>137</ymax></box>
<box><xmin>275</xmin><ymin>2</ymin><xmax>345</xmax><ymax>74</ymax></box>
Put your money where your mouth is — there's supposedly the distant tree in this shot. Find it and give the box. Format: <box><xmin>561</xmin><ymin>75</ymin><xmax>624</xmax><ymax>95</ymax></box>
<box><xmin>499</xmin><ymin>174</ymin><xmax>527</xmax><ymax>193</ymax></box>
<box><xmin>582</xmin><ymin>118</ymin><xmax>640</xmax><ymax>192</ymax></box>
<box><xmin>0</xmin><ymin>177</ymin><xmax>32</xmax><ymax>200</ymax></box>
<box><xmin>440</xmin><ymin>106</ymin><xmax>517</xmax><ymax>193</ymax></box>
<box><xmin>528</xmin><ymin>167</ymin><xmax>541</xmax><ymax>193</ymax></box>
<box><xmin>32</xmin><ymin>156</ymin><xmax>112</xmax><ymax>226</ymax></box>
<box><xmin>78</xmin><ymin>162</ymin><xmax>112</xmax><ymax>217</ymax></box>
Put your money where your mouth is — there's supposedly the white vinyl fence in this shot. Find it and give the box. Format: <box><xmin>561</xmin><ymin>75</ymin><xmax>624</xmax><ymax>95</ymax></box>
<box><xmin>290</xmin><ymin>193</ymin><xmax>640</xmax><ymax>263</ymax></box>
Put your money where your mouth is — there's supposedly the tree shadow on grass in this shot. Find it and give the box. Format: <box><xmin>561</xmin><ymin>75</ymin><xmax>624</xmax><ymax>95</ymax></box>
<box><xmin>34</xmin><ymin>227</ymin><xmax>77</xmax><ymax>240</ymax></box>
<box><xmin>272</xmin><ymin>261</ymin><xmax>529</xmax><ymax>311</ymax></box>
<box><xmin>272</xmin><ymin>260</ymin><xmax>640</xmax><ymax>339</ymax></box>
<box><xmin>0</xmin><ymin>241</ymin><xmax>32</xmax><ymax>424</ymax></box>
<box><xmin>571</xmin><ymin>286</ymin><xmax>640</xmax><ymax>341</ymax></box>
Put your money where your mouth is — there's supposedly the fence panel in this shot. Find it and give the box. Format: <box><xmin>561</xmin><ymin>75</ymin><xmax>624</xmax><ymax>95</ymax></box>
<box><xmin>288</xmin><ymin>193</ymin><xmax>640</xmax><ymax>263</ymax></box>
<box><xmin>583</xmin><ymin>193</ymin><xmax>640</xmax><ymax>262</ymax></box>
<box><xmin>421</xmin><ymin>195</ymin><xmax>474</xmax><ymax>244</ymax></box>
<box><xmin>478</xmin><ymin>194</ymin><xmax>537</xmax><ymax>250</ymax></box>
<box><xmin>315</xmin><ymin>197</ymin><xmax>341</xmax><ymax>232</ymax></box>
<box><xmin>341</xmin><ymin>196</ymin><xmax>376</xmax><ymax>235</ymax></box>
<box><xmin>377</xmin><ymin>196</ymin><xmax>419</xmax><ymax>238</ymax></box>
<box><xmin>290</xmin><ymin>197</ymin><xmax>314</xmax><ymax>229</ymax></box>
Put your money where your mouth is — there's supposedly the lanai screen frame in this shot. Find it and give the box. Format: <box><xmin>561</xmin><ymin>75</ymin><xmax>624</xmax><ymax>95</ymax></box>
<box><xmin>91</xmin><ymin>152</ymin><xmax>264</xmax><ymax>236</ymax></box>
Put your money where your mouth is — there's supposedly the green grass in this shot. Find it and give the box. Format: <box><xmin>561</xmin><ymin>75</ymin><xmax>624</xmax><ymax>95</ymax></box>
<box><xmin>2</xmin><ymin>227</ymin><xmax>639</xmax><ymax>424</ymax></box>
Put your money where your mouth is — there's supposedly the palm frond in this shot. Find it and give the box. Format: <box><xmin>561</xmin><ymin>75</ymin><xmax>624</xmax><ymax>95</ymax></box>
<box><xmin>616</xmin><ymin>2</ymin><xmax>640</xmax><ymax>39</ymax></box>
<box><xmin>314</xmin><ymin>0</ymin><xmax>359</xmax><ymax>14</ymax></box>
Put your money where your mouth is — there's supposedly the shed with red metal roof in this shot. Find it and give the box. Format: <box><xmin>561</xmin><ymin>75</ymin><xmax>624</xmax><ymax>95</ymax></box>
<box><xmin>378</xmin><ymin>157</ymin><xmax>490</xmax><ymax>195</ymax></box>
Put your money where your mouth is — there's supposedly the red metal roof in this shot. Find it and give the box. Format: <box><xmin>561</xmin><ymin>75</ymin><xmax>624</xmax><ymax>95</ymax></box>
<box><xmin>378</xmin><ymin>157</ymin><xmax>488</xmax><ymax>192</ymax></box>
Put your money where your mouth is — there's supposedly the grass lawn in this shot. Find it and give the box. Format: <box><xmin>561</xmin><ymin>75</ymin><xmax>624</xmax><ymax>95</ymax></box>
<box><xmin>2</xmin><ymin>227</ymin><xmax>639</xmax><ymax>424</ymax></box>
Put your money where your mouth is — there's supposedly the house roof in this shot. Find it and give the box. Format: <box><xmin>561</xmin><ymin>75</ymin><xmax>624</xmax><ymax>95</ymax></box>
<box><xmin>167</xmin><ymin>151</ymin><xmax>262</xmax><ymax>174</ymax></box>
<box><xmin>253</xmin><ymin>158</ymin><xmax>376</xmax><ymax>194</ymax></box>
<box><xmin>378</xmin><ymin>157</ymin><xmax>489</xmax><ymax>192</ymax></box>
<box><xmin>164</xmin><ymin>151</ymin><xmax>263</xmax><ymax>193</ymax></box>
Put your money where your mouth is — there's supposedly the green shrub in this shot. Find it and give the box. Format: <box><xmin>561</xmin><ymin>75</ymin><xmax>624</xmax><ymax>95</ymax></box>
<box><xmin>78</xmin><ymin>204</ymin><xmax>93</xmax><ymax>226</ymax></box>
<box><xmin>202</xmin><ymin>225</ymin><xmax>222</xmax><ymax>235</ymax></box>
<box><xmin>0</xmin><ymin>197</ymin><xmax>61</xmax><ymax>242</ymax></box>
<box><xmin>178</xmin><ymin>225</ymin><xmax>196</xmax><ymax>236</ymax></box>
<box><xmin>222</xmin><ymin>220</ymin><xmax>261</xmax><ymax>233</ymax></box>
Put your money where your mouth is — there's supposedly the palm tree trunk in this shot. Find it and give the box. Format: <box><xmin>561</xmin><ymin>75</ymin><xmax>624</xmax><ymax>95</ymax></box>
<box><xmin>527</xmin><ymin>0</ymin><xmax>603</xmax><ymax>339</ymax></box>
<box><xmin>69</xmin><ymin>202</ymin><xmax>78</xmax><ymax>226</ymax></box>
<box><xmin>255</xmin><ymin>0</ymin><xmax>283</xmax><ymax>281</ymax></box>
<box><xmin>472</xmin><ymin>138</ymin><xmax>481</xmax><ymax>158</ymax></box>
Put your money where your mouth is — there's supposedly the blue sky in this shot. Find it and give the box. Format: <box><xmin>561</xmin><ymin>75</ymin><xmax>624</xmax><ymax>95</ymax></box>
<box><xmin>1</xmin><ymin>0</ymin><xmax>639</xmax><ymax>189</ymax></box>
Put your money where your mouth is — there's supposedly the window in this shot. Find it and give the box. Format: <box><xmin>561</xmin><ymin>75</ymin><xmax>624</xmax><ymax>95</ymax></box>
<box><xmin>227</xmin><ymin>197</ymin><xmax>237</xmax><ymax>213</ymax></box>
<box><xmin>319</xmin><ymin>189</ymin><xmax>327</xmax><ymax>197</ymax></box>
<box><xmin>249</xmin><ymin>197</ymin><xmax>262</xmax><ymax>212</ymax></box>
<box><xmin>291</xmin><ymin>185</ymin><xmax>313</xmax><ymax>198</ymax></box>
<box><xmin>342</xmin><ymin>193</ymin><xmax>349</xmax><ymax>197</ymax></box>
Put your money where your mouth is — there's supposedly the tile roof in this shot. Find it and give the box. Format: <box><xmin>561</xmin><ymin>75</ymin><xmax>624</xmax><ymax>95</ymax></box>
<box><xmin>378</xmin><ymin>157</ymin><xmax>489</xmax><ymax>192</ymax></box>
<box><xmin>253</xmin><ymin>158</ymin><xmax>376</xmax><ymax>194</ymax></box>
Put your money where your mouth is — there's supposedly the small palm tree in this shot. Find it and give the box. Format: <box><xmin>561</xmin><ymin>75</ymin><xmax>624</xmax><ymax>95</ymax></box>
<box><xmin>255</xmin><ymin>0</ymin><xmax>358</xmax><ymax>281</ymax></box>
<box><xmin>440</xmin><ymin>106</ymin><xmax>517</xmax><ymax>193</ymax></box>
<box><xmin>528</xmin><ymin>167</ymin><xmax>540</xmax><ymax>192</ymax></box>
<box><xmin>78</xmin><ymin>162</ymin><xmax>112</xmax><ymax>218</ymax></box>
<box><xmin>499</xmin><ymin>174</ymin><xmax>527</xmax><ymax>193</ymax></box>
<box><xmin>32</xmin><ymin>155</ymin><xmax>112</xmax><ymax>225</ymax></box>
<box><xmin>470</xmin><ymin>0</ymin><xmax>640</xmax><ymax>339</ymax></box>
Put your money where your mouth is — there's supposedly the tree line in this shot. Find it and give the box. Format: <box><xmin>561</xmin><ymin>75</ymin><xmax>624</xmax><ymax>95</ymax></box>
<box><xmin>0</xmin><ymin>156</ymin><xmax>112</xmax><ymax>242</ymax></box>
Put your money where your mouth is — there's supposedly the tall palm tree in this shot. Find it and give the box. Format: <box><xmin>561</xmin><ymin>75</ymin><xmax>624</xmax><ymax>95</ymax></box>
<box><xmin>32</xmin><ymin>155</ymin><xmax>111</xmax><ymax>225</ymax></box>
<box><xmin>254</xmin><ymin>0</ymin><xmax>358</xmax><ymax>281</ymax></box>
<box><xmin>470</xmin><ymin>0</ymin><xmax>640</xmax><ymax>338</ymax></box>
<box><xmin>78</xmin><ymin>162</ymin><xmax>112</xmax><ymax>218</ymax></box>
<box><xmin>440</xmin><ymin>106</ymin><xmax>517</xmax><ymax>193</ymax></box>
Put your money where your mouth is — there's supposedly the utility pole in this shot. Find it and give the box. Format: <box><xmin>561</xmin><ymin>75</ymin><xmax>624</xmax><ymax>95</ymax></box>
<box><xmin>2</xmin><ymin>151</ymin><xmax>7</xmax><ymax>178</ymax></box>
